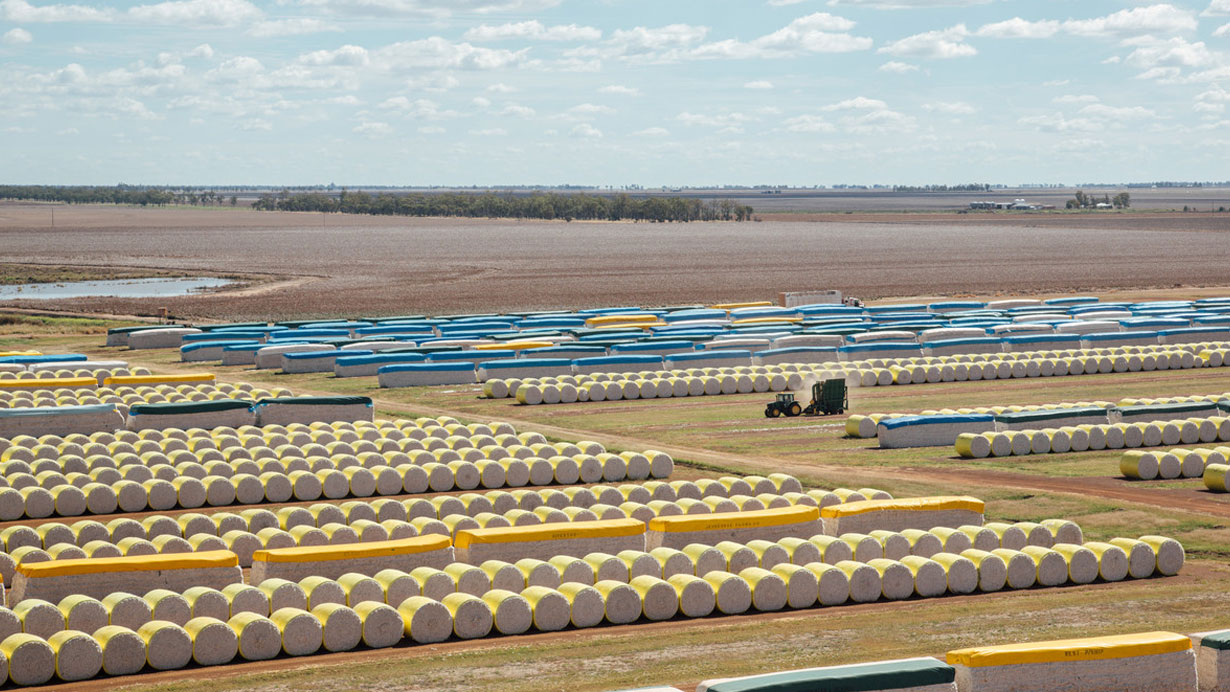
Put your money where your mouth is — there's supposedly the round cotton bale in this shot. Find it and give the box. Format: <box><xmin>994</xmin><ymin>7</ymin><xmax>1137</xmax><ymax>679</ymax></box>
<box><xmin>924</xmin><ymin>528</ymin><xmax>974</xmax><ymax>555</ymax></box>
<box><xmin>310</xmin><ymin>603</ymin><xmax>362</xmax><ymax>653</ymax></box>
<box><xmin>959</xmin><ymin>550</ymin><xmax>1007</xmax><ymax>592</ymax></box>
<box><xmin>897</xmin><ymin>556</ymin><xmax>946</xmax><ymax>598</ymax></box>
<box><xmin>222</xmin><ymin>584</ymin><xmax>270</xmax><ymax>618</ymax></box>
<box><xmin>1084</xmin><ymin>542</ymin><xmax>1130</xmax><ymax>582</ymax></box>
<box><xmin>797</xmin><ymin>562</ymin><xmax>847</xmax><ymax>606</ymax></box>
<box><xmin>591</xmin><ymin>580</ymin><xmax>640</xmax><ymax>625</ymax></box>
<box><xmin>227</xmin><ymin>612</ymin><xmax>280</xmax><ymax>660</ymax></box>
<box><xmin>182</xmin><ymin>616</ymin><xmax>237</xmax><ymax>667</ymax></box>
<box><xmin>958</xmin><ymin>525</ymin><xmax>1000</xmax><ymax>552</ymax></box>
<box><xmin>397</xmin><ymin>597</ymin><xmax>451</xmax><ymax>644</ymax></box>
<box><xmin>696</xmin><ymin>571</ymin><xmax>749</xmax><ymax>614</ymax></box>
<box><xmin>1122</xmin><ymin>424</ymin><xmax>1146</xmax><ymax>449</ymax></box>
<box><xmin>409</xmin><ymin>568</ymin><xmax>454</xmax><ymax>601</ymax></box>
<box><xmin>661</xmin><ymin>574</ymin><xmax>713</xmax><ymax>619</ymax></box>
<box><xmin>2</xmin><ymin>524</ymin><xmax>40</xmax><ymax>551</ymax></box>
<box><xmin>1158</xmin><ymin>422</ymin><xmax>1182</xmax><ymax>447</ymax></box>
<box><xmin>138</xmin><ymin>620</ymin><xmax>192</xmax><ymax>671</ymax></box>
<box><xmin>1020</xmin><ymin>546</ymin><xmax>1069</xmax><ymax>587</ymax></box>
<box><xmin>520</xmin><ymin>586</ymin><xmax>570</xmax><ymax>632</ymax></box>
<box><xmin>1012</xmin><ymin>522</ymin><xmax>1054</xmax><ymax>548</ymax></box>
<box><xmin>956</xmin><ymin>433</ymin><xmax>992</xmax><ymax>459</ymax></box>
<box><xmin>1108</xmin><ymin>538</ymin><xmax>1158</xmax><ymax>579</ymax></box>
<box><xmin>1103</xmin><ymin>425</ymin><xmax>1126</xmax><ymax>450</ymax></box>
<box><xmin>1178</xmin><ymin>449</ymin><xmax>1206</xmax><ymax>478</ymax></box>
<box><xmin>984</xmin><ymin>522</ymin><xmax>1028</xmax><ymax>550</ymax></box>
<box><xmin>258</xmin><ymin>579</ymin><xmax>308</xmax><ymax>612</ymax></box>
<box><xmin>678</xmin><ymin>544</ymin><xmax>725</xmax><ymax>578</ymax></box>
<box><xmin>626</xmin><ymin>575</ymin><xmax>677</xmax><ymax>621</ymax></box>
<box><xmin>270</xmin><ymin>607</ymin><xmax>322</xmax><ymax>657</ymax></box>
<box><xmin>867</xmin><ymin>559</ymin><xmax>914</xmax><ymax>601</ymax></box>
<box><xmin>869</xmin><ymin>531</ymin><xmax>911</xmax><ymax>560</ymax></box>
<box><xmin>21</xmin><ymin>486</ymin><xmax>54</xmax><ymax>518</ymax></box>
<box><xmin>515</xmin><ymin>558</ymin><xmax>562</xmax><ymax>589</ymax></box>
<box><xmin>738</xmin><ymin>567</ymin><xmax>788</xmax><ymax>612</ymax></box>
<box><xmin>47</xmin><ymin>629</ymin><xmax>103</xmax><ymax>682</ymax></box>
<box><xmin>441</xmin><ymin>563</ymin><xmax>488</xmax><ymax>598</ymax></box>
<box><xmin>768</xmin><ymin>563</ymin><xmax>818</xmax><ymax>609</ymax></box>
<box><xmin>144</xmin><ymin>590</ymin><xmax>191</xmax><ymax>626</ymax></box>
<box><xmin>831</xmin><ymin>560</ymin><xmax>879</xmax><ymax>603</ymax></box>
<box><xmin>13</xmin><ymin>599</ymin><xmax>63</xmax><ymax>640</ymax></box>
<box><xmin>714</xmin><ymin>541</ymin><xmax>759</xmax><ymax>574</ymax></box>
<box><xmin>773</xmin><ymin>537</ymin><xmax>821</xmax><ymax>567</ymax></box>
<box><xmin>546</xmin><ymin>556</ymin><xmax>594</xmax><ymax>585</ymax></box>
<box><xmin>895</xmin><ymin>529</ymin><xmax>942</xmax><ymax>558</ymax></box>
<box><xmin>838</xmin><ymin>533</ymin><xmax>882</xmax><ymax>562</ymax></box>
<box><xmin>94</xmin><ymin>625</ymin><xmax>146</xmax><ymax>676</ymax></box>
<box><xmin>1151</xmin><ymin>451</ymin><xmax>1181</xmax><ymax>479</ymax></box>
<box><xmin>100</xmin><ymin>592</ymin><xmax>153</xmax><ymax>632</ymax></box>
<box><xmin>1041</xmin><ymin>519</ymin><xmax>1083</xmax><ymax>545</ymax></box>
<box><xmin>2</xmin><ymin>632</ymin><xmax>54</xmax><ymax>686</ymax></box>
<box><xmin>182</xmin><ymin>587</ymin><xmax>229</xmax><ymax>622</ymax></box>
<box><xmin>991</xmin><ymin>549</ymin><xmax>1037</xmax><ymax>589</ymax></box>
<box><xmin>480</xmin><ymin>590</ymin><xmax>532</xmax><ymax>635</ymax></box>
<box><xmin>441</xmin><ymin>593</ymin><xmax>493</xmax><ymax>639</ymax></box>
<box><xmin>57</xmin><ymin>595</ymin><xmax>107</xmax><ymax>635</ymax></box>
<box><xmin>352</xmin><ymin>601</ymin><xmax>401</xmax><ymax>649</ymax></box>
<box><xmin>1051</xmin><ymin>543</ymin><xmax>1100</xmax><ymax>584</ymax></box>
<box><xmin>929</xmin><ymin>553</ymin><xmax>978</xmax><ymax>595</ymax></box>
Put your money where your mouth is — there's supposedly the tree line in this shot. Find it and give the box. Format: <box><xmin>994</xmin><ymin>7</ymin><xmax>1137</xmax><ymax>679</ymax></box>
<box><xmin>1066</xmin><ymin>190</ymin><xmax>1130</xmax><ymax>209</ymax></box>
<box><xmin>251</xmin><ymin>190</ymin><xmax>755</xmax><ymax>222</ymax></box>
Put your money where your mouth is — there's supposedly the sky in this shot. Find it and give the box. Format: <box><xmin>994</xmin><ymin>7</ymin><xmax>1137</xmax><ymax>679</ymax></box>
<box><xmin>2</xmin><ymin>0</ymin><xmax>1230</xmax><ymax>186</ymax></box>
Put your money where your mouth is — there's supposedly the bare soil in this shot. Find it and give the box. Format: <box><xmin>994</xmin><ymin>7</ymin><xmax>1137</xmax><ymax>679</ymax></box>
<box><xmin>2</xmin><ymin>203</ymin><xmax>1230</xmax><ymax>321</ymax></box>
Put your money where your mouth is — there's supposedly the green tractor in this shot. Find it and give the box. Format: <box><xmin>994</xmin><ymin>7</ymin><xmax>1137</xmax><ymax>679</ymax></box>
<box><xmin>764</xmin><ymin>379</ymin><xmax>847</xmax><ymax>418</ymax></box>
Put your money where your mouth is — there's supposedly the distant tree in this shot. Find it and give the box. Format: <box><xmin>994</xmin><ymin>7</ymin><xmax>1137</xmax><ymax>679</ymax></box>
<box><xmin>1112</xmin><ymin>192</ymin><xmax>1131</xmax><ymax>209</ymax></box>
<box><xmin>230</xmin><ymin>195</ymin><xmax>238</xmax><ymax>207</ymax></box>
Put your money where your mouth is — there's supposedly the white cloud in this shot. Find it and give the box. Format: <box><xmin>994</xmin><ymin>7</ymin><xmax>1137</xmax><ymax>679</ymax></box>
<box><xmin>1078</xmin><ymin>103</ymin><xmax>1157</xmax><ymax>120</ymax></box>
<box><xmin>1215</xmin><ymin>22</ymin><xmax>1230</xmax><ymax>36</ymax></box>
<box><xmin>1019</xmin><ymin>112</ymin><xmax>1101</xmax><ymax>132</ymax></box>
<box><xmin>0</xmin><ymin>0</ymin><xmax>111</xmax><ymax>22</ymax></box>
<box><xmin>598</xmin><ymin>84</ymin><xmax>640</xmax><ymax>95</ymax></box>
<box><xmin>826</xmin><ymin>0</ymin><xmax>992</xmax><ymax>7</ymax></box>
<box><xmin>975</xmin><ymin>17</ymin><xmax>1060</xmax><ymax>39</ymax></box>
<box><xmin>923</xmin><ymin>101</ymin><xmax>975</xmax><ymax>114</ymax></box>
<box><xmin>768</xmin><ymin>0</ymin><xmax>805</xmax><ymax>5</ymax></box>
<box><xmin>878</xmin><ymin>24</ymin><xmax>975</xmax><ymax>59</ymax></box>
<box><xmin>464</xmin><ymin>20</ymin><xmax>600</xmax><ymax>42</ymax></box>
<box><xmin>128</xmin><ymin>0</ymin><xmax>263</xmax><ymax>26</ymax></box>
<box><xmin>1207</xmin><ymin>0</ymin><xmax>1230</xmax><ymax>16</ymax></box>
<box><xmin>353</xmin><ymin>121</ymin><xmax>392</xmax><ymax>135</ymax></box>
<box><xmin>1063</xmin><ymin>4</ymin><xmax>1196</xmax><ymax>38</ymax></box>
<box><xmin>471</xmin><ymin>96</ymin><xmax>491</xmax><ymax>107</ymax></box>
<box><xmin>1053</xmin><ymin>94</ymin><xmax>1099</xmax><ymax>104</ymax></box>
<box><xmin>487</xmin><ymin>82</ymin><xmax>515</xmax><ymax>92</ymax></box>
<box><xmin>603</xmin><ymin>23</ymin><xmax>709</xmax><ymax>58</ymax></box>
<box><xmin>744</xmin><ymin>80</ymin><xmax>774</xmax><ymax>89</ymax></box>
<box><xmin>248</xmin><ymin>18</ymin><xmax>340</xmax><ymax>37</ymax></box>
<box><xmin>294</xmin><ymin>0</ymin><xmax>562</xmax><ymax>19</ymax></box>
<box><xmin>405</xmin><ymin>73</ymin><xmax>459</xmax><ymax>91</ymax></box>
<box><xmin>878</xmin><ymin>60</ymin><xmax>918</xmax><ymax>73</ymax></box>
<box><xmin>374</xmin><ymin>37</ymin><xmax>527</xmax><ymax>70</ymax></box>
<box><xmin>1122</xmin><ymin>36</ymin><xmax>1214</xmax><ymax>70</ymax></box>
<box><xmin>676</xmin><ymin>111</ymin><xmax>754</xmax><ymax>128</ymax></box>
<box><xmin>469</xmin><ymin>127</ymin><xmax>507</xmax><ymax>136</ymax></box>
<box><xmin>563</xmin><ymin>102</ymin><xmax>614</xmax><ymax>118</ymax></box>
<box><xmin>822</xmin><ymin>96</ymin><xmax>888</xmax><ymax>111</ymax></box>
<box><xmin>418</xmin><ymin>125</ymin><xmax>444</xmax><ymax>134</ymax></box>
<box><xmin>691</xmin><ymin>12</ymin><xmax>872</xmax><ymax>58</ymax></box>
<box><xmin>325</xmin><ymin>95</ymin><xmax>361</xmax><ymax>105</ymax></box>
<box><xmin>782</xmin><ymin>114</ymin><xmax>835</xmax><ymax>132</ymax></box>
<box><xmin>632</xmin><ymin>126</ymin><xmax>669</xmax><ymax>136</ymax></box>
<box><xmin>298</xmin><ymin>45</ymin><xmax>370</xmax><ymax>67</ymax></box>
<box><xmin>843</xmin><ymin>108</ymin><xmax>915</xmax><ymax>133</ymax></box>
<box><xmin>570</xmin><ymin>123</ymin><xmax>602</xmax><ymax>137</ymax></box>
<box><xmin>2</xmin><ymin>27</ymin><xmax>32</xmax><ymax>44</ymax></box>
<box><xmin>378</xmin><ymin>96</ymin><xmax>457</xmax><ymax>119</ymax></box>
<box><xmin>498</xmin><ymin>103</ymin><xmax>534</xmax><ymax>117</ymax></box>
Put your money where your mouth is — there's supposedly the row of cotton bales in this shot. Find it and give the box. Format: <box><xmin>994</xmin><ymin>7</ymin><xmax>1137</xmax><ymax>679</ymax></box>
<box><xmin>846</xmin><ymin>400</ymin><xmax>1117</xmax><ymax>439</ymax></box>
<box><xmin>1121</xmin><ymin>447</ymin><xmax>1230</xmax><ymax>480</ymax></box>
<box><xmin>956</xmin><ymin>416</ymin><xmax>1230</xmax><ymax>458</ymax></box>
<box><xmin>492</xmin><ymin>345</ymin><xmax>1226</xmax><ymax>405</ymax></box>
<box><xmin>0</xmin><ymin>530</ymin><xmax>1184</xmax><ymax>687</ymax></box>
<box><xmin>0</xmin><ymin>366</ymin><xmax>151</xmax><ymax>384</ymax></box>
<box><xmin>0</xmin><ymin>382</ymin><xmax>290</xmax><ymax>411</ymax></box>
<box><xmin>0</xmin><ymin>476</ymin><xmax>852</xmax><ymax>575</ymax></box>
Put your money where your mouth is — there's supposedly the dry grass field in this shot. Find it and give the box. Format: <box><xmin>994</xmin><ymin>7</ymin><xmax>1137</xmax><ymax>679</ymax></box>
<box><xmin>2</xmin><ymin>201</ymin><xmax>1230</xmax><ymax>691</ymax></box>
<box><xmin>2</xmin><ymin>203</ymin><xmax>1230</xmax><ymax>321</ymax></box>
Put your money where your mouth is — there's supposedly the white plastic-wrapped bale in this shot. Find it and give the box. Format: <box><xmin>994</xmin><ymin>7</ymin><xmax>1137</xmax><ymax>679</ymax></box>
<box><xmin>695</xmin><ymin>657</ymin><xmax>958</xmax><ymax>692</ymax></box>
<box><xmin>11</xmin><ymin>550</ymin><xmax>242</xmax><ymax>604</ymax></box>
<box><xmin>250</xmin><ymin>535</ymin><xmax>453</xmax><ymax>583</ymax></box>
<box><xmin>820</xmin><ymin>497</ymin><xmax>984</xmax><ymax>536</ymax></box>
<box><xmin>878</xmin><ymin>414</ymin><xmax>996</xmax><ymax>449</ymax></box>
<box><xmin>454</xmin><ymin>519</ymin><xmax>645</xmax><ymax>564</ymax></box>
<box><xmin>947</xmin><ymin>631</ymin><xmax>1197</xmax><ymax>692</ymax></box>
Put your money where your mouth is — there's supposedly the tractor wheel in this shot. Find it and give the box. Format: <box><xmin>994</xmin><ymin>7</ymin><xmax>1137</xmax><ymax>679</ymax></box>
<box><xmin>765</xmin><ymin>406</ymin><xmax>780</xmax><ymax>418</ymax></box>
<box><xmin>788</xmin><ymin>402</ymin><xmax>802</xmax><ymax>417</ymax></box>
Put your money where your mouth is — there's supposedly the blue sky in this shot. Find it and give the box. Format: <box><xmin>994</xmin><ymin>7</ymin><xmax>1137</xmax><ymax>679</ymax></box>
<box><xmin>2</xmin><ymin>0</ymin><xmax>1229</xmax><ymax>186</ymax></box>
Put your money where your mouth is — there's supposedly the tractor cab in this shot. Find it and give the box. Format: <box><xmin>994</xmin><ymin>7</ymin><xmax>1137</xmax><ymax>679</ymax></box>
<box><xmin>763</xmin><ymin>378</ymin><xmax>847</xmax><ymax>418</ymax></box>
<box><xmin>765</xmin><ymin>392</ymin><xmax>802</xmax><ymax>418</ymax></box>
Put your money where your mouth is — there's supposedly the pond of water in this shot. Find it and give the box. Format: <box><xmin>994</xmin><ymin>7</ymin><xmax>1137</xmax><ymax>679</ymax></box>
<box><xmin>0</xmin><ymin>277</ymin><xmax>236</xmax><ymax>300</ymax></box>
